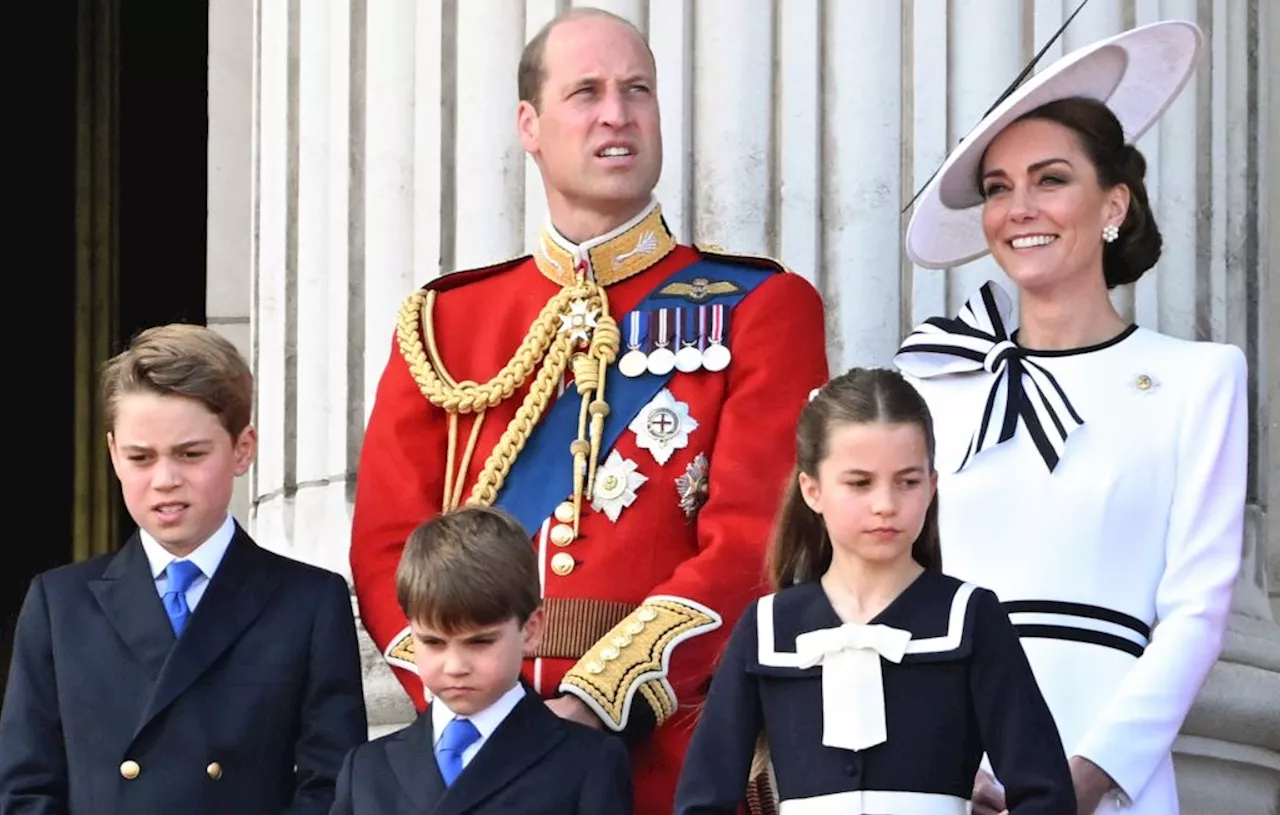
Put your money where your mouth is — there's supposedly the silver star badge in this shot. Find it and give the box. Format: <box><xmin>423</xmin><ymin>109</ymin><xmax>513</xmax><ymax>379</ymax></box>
<box><xmin>590</xmin><ymin>450</ymin><xmax>648</xmax><ymax>522</ymax></box>
<box><xmin>558</xmin><ymin>299</ymin><xmax>599</xmax><ymax>344</ymax></box>
<box><xmin>675</xmin><ymin>452</ymin><xmax>709</xmax><ymax>519</ymax></box>
<box><xmin>629</xmin><ymin>388</ymin><xmax>699</xmax><ymax>466</ymax></box>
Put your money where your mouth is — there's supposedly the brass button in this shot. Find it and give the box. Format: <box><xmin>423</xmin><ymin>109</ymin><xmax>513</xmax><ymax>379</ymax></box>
<box><xmin>120</xmin><ymin>760</ymin><xmax>140</xmax><ymax>780</ymax></box>
<box><xmin>553</xmin><ymin>501</ymin><xmax>575</xmax><ymax>524</ymax></box>
<box><xmin>550</xmin><ymin>552</ymin><xmax>575</xmax><ymax>576</ymax></box>
<box><xmin>550</xmin><ymin>524</ymin><xmax>575</xmax><ymax>547</ymax></box>
<box><xmin>1135</xmin><ymin>374</ymin><xmax>1152</xmax><ymax>391</ymax></box>
<box><xmin>206</xmin><ymin>761</ymin><xmax>223</xmax><ymax>780</ymax></box>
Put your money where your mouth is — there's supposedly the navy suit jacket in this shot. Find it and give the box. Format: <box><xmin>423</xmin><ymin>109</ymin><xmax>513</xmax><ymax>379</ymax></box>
<box><xmin>329</xmin><ymin>689</ymin><xmax>632</xmax><ymax>815</ymax></box>
<box><xmin>0</xmin><ymin>525</ymin><xmax>368</xmax><ymax>815</ymax></box>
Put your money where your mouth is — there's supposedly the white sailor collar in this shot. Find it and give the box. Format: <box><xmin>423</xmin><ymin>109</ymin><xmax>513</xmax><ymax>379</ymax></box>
<box><xmin>753</xmin><ymin>572</ymin><xmax>980</xmax><ymax>673</ymax></box>
<box><xmin>750</xmin><ymin>572</ymin><xmax>979</xmax><ymax>752</ymax></box>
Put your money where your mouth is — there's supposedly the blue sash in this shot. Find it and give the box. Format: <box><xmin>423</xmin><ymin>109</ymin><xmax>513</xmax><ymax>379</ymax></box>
<box><xmin>496</xmin><ymin>259</ymin><xmax>774</xmax><ymax>535</ymax></box>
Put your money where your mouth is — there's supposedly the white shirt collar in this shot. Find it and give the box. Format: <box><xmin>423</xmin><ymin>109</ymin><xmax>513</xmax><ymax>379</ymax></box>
<box><xmin>139</xmin><ymin>513</ymin><xmax>237</xmax><ymax>581</ymax></box>
<box><xmin>543</xmin><ymin>197</ymin><xmax>659</xmax><ymax>258</ymax></box>
<box><xmin>430</xmin><ymin>681</ymin><xmax>527</xmax><ymax>747</ymax></box>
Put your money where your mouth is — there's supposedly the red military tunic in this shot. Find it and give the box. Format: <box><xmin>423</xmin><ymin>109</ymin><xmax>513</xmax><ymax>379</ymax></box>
<box><xmin>350</xmin><ymin>201</ymin><xmax>829</xmax><ymax>812</ymax></box>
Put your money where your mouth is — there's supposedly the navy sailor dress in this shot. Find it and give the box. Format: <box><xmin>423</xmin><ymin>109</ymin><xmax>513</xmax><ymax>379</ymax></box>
<box><xmin>674</xmin><ymin>571</ymin><xmax>1075</xmax><ymax>814</ymax></box>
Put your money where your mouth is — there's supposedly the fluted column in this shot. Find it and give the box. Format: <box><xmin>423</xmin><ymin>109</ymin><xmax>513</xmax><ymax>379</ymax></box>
<box><xmin>945</xmin><ymin>0</ymin><xmax>1023</xmax><ymax>312</ymax></box>
<box><xmin>252</xmin><ymin>0</ymin><xmax>292</xmax><ymax>553</ymax></box>
<box><xmin>246</xmin><ymin>0</ymin><xmax>418</xmax><ymax>735</ymax></box>
<box><xmin>1166</xmin><ymin>1</ymin><xmax>1280</xmax><ymax>808</ymax></box>
<box><xmin>208</xmin><ymin>0</ymin><xmax>254</xmax><ymax>522</ymax></box>
<box><xmin>691</xmin><ymin>0</ymin><xmax>773</xmax><ymax>257</ymax></box>
<box><xmin>454</xmin><ymin>1</ymin><xmax>525</xmax><ymax>269</ymax></box>
<box><xmin>1266</xmin><ymin>0</ymin><xmax>1280</xmax><ymax>629</ymax></box>
<box><xmin>822</xmin><ymin>0</ymin><xmax>902</xmax><ymax>366</ymax></box>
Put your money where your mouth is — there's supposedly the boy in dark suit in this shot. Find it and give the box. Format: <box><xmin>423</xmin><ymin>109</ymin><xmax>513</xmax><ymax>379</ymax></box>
<box><xmin>330</xmin><ymin>506</ymin><xmax>632</xmax><ymax>815</ymax></box>
<box><xmin>0</xmin><ymin>325</ymin><xmax>367</xmax><ymax>814</ymax></box>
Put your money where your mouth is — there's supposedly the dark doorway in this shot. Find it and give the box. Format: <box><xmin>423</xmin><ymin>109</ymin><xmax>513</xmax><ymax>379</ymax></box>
<box><xmin>7</xmin><ymin>6</ymin><xmax>77</xmax><ymax>681</ymax></box>
<box><xmin>117</xmin><ymin>0</ymin><xmax>211</xmax><ymax>537</ymax></box>
<box><xmin>119</xmin><ymin>0</ymin><xmax>210</xmax><ymax>344</ymax></box>
<box><xmin>2</xmin><ymin>0</ymin><xmax>208</xmax><ymax>698</ymax></box>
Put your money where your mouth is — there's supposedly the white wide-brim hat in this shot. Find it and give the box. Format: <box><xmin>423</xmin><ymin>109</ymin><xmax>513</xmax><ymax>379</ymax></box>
<box><xmin>905</xmin><ymin>20</ymin><xmax>1203</xmax><ymax>270</ymax></box>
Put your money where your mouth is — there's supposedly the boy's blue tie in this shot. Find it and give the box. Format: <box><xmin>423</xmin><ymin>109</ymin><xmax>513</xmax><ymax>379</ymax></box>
<box><xmin>162</xmin><ymin>560</ymin><xmax>203</xmax><ymax>636</ymax></box>
<box><xmin>436</xmin><ymin>717</ymin><xmax>481</xmax><ymax>787</ymax></box>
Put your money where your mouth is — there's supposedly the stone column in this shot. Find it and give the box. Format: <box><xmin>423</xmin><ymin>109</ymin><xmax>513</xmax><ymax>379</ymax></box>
<box><xmin>822</xmin><ymin>0</ymin><xmax>904</xmax><ymax>366</ymax></box>
<box><xmin>1168</xmin><ymin>2</ymin><xmax>1280</xmax><ymax>810</ymax></box>
<box><xmin>356</xmin><ymin>0</ymin><xmax>422</xmax><ymax>735</ymax></box>
<box><xmin>207</xmin><ymin>0</ymin><xmax>254</xmax><ymax>522</ymax></box>
<box><xmin>945</xmin><ymin>0</ymin><xmax>1023</xmax><ymax>310</ymax></box>
<box><xmin>242</xmin><ymin>0</ymin><xmax>416</xmax><ymax>737</ymax></box>
<box><xmin>1267</xmin><ymin>0</ymin><xmax>1280</xmax><ymax>629</ymax></box>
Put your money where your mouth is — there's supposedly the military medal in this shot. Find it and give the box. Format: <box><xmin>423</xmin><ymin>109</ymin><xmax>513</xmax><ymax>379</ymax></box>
<box><xmin>675</xmin><ymin>452</ymin><xmax>710</xmax><ymax>519</ymax></box>
<box><xmin>590</xmin><ymin>450</ymin><xmax>648</xmax><ymax>522</ymax></box>
<box><xmin>646</xmin><ymin>308</ymin><xmax>677</xmax><ymax>376</ymax></box>
<box><xmin>558</xmin><ymin>298</ymin><xmax>599</xmax><ymax>345</ymax></box>
<box><xmin>702</xmin><ymin>304</ymin><xmax>732</xmax><ymax>372</ymax></box>
<box><xmin>630</xmin><ymin>388</ymin><xmax>699</xmax><ymax>465</ymax></box>
<box><xmin>618</xmin><ymin>310</ymin><xmax>649</xmax><ymax>378</ymax></box>
<box><xmin>674</xmin><ymin>307</ymin><xmax>703</xmax><ymax>373</ymax></box>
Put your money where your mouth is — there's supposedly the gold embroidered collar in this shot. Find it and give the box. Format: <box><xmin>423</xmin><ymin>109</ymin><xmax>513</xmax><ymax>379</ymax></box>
<box><xmin>534</xmin><ymin>199</ymin><xmax>677</xmax><ymax>287</ymax></box>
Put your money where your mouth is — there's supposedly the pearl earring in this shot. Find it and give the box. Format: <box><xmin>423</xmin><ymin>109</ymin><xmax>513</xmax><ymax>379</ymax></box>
<box><xmin>1102</xmin><ymin>223</ymin><xmax>1120</xmax><ymax>243</ymax></box>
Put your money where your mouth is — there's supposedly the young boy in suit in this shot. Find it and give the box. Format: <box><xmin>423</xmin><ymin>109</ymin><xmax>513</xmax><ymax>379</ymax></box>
<box><xmin>330</xmin><ymin>505</ymin><xmax>632</xmax><ymax>815</ymax></box>
<box><xmin>0</xmin><ymin>324</ymin><xmax>367</xmax><ymax>815</ymax></box>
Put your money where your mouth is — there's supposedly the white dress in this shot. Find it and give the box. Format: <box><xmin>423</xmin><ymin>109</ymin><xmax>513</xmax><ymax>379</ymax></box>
<box><xmin>895</xmin><ymin>282</ymin><xmax>1247</xmax><ymax>815</ymax></box>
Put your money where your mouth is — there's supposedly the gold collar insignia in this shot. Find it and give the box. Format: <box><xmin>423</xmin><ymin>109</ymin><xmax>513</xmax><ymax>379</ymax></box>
<box><xmin>535</xmin><ymin>201</ymin><xmax>677</xmax><ymax>287</ymax></box>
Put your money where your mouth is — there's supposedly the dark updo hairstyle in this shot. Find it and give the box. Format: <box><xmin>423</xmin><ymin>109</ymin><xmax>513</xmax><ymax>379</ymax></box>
<box><xmin>991</xmin><ymin>96</ymin><xmax>1163</xmax><ymax>289</ymax></box>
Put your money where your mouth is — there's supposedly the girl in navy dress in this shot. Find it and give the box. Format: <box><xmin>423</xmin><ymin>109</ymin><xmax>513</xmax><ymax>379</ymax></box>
<box><xmin>674</xmin><ymin>368</ymin><xmax>1075</xmax><ymax>814</ymax></box>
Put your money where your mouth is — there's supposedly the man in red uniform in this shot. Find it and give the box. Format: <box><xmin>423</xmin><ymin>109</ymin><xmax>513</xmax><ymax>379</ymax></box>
<box><xmin>351</xmin><ymin>7</ymin><xmax>828</xmax><ymax>811</ymax></box>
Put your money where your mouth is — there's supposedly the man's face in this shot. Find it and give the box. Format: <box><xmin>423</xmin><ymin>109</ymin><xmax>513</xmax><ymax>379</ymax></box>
<box><xmin>518</xmin><ymin>15</ymin><xmax>662</xmax><ymax>234</ymax></box>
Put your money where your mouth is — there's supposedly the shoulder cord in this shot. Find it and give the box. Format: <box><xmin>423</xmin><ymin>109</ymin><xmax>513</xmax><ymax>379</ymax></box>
<box><xmin>395</xmin><ymin>280</ymin><xmax>620</xmax><ymax>530</ymax></box>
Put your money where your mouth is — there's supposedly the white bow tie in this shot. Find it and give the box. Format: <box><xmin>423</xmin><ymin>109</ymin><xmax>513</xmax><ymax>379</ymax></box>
<box><xmin>795</xmin><ymin>623</ymin><xmax>912</xmax><ymax>752</ymax></box>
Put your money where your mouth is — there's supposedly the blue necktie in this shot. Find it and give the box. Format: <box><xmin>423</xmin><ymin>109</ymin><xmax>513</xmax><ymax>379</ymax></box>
<box><xmin>436</xmin><ymin>717</ymin><xmax>481</xmax><ymax>787</ymax></box>
<box><xmin>162</xmin><ymin>560</ymin><xmax>203</xmax><ymax>636</ymax></box>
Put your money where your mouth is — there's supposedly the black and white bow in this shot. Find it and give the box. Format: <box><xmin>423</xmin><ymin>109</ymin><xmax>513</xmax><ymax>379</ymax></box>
<box><xmin>894</xmin><ymin>282</ymin><xmax>1083</xmax><ymax>472</ymax></box>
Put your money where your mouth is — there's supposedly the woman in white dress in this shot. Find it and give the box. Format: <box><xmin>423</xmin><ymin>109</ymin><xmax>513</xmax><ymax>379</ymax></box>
<box><xmin>894</xmin><ymin>21</ymin><xmax>1247</xmax><ymax>815</ymax></box>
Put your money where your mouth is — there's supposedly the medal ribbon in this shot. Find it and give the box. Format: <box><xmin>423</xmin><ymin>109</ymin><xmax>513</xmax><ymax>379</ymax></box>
<box><xmin>709</xmin><ymin>304</ymin><xmax>726</xmax><ymax>346</ymax></box>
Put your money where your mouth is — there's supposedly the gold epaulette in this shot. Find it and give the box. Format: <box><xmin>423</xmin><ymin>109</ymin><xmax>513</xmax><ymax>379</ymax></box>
<box><xmin>694</xmin><ymin>243</ymin><xmax>792</xmax><ymax>275</ymax></box>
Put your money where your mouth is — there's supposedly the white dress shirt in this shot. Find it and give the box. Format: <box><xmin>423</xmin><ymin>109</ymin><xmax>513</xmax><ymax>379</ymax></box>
<box><xmin>430</xmin><ymin>682</ymin><xmax>526</xmax><ymax>769</ymax></box>
<box><xmin>139</xmin><ymin>513</ymin><xmax>236</xmax><ymax>612</ymax></box>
